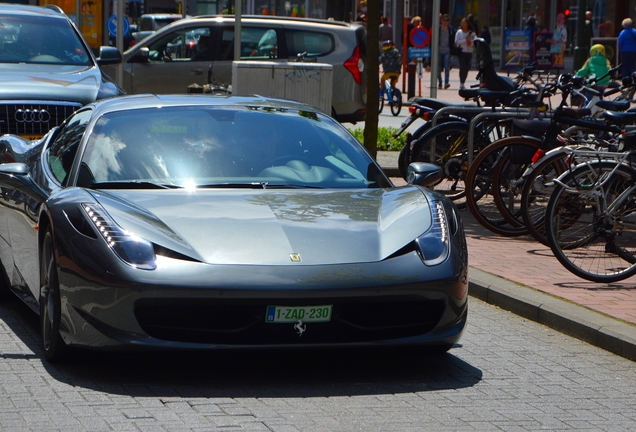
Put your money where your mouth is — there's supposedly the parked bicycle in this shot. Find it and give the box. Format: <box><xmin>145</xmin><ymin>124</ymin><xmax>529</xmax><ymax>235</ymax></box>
<box><xmin>379</xmin><ymin>77</ymin><xmax>402</xmax><ymax>116</ymax></box>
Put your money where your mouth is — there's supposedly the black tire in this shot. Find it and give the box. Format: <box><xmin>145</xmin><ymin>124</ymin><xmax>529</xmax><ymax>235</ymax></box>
<box><xmin>520</xmin><ymin>151</ymin><xmax>568</xmax><ymax>245</ymax></box>
<box><xmin>390</xmin><ymin>88</ymin><xmax>402</xmax><ymax>116</ymax></box>
<box><xmin>379</xmin><ymin>93</ymin><xmax>384</xmax><ymax>114</ymax></box>
<box><xmin>544</xmin><ymin>161</ymin><xmax>636</xmax><ymax>282</ymax></box>
<box><xmin>491</xmin><ymin>140</ymin><xmax>544</xmax><ymax>228</ymax></box>
<box><xmin>40</xmin><ymin>227</ymin><xmax>68</xmax><ymax>362</ymax></box>
<box><xmin>465</xmin><ymin>137</ymin><xmax>540</xmax><ymax>236</ymax></box>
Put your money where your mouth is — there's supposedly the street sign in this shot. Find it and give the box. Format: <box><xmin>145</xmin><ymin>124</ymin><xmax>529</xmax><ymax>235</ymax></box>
<box><xmin>409</xmin><ymin>27</ymin><xmax>430</xmax><ymax>48</ymax></box>
<box><xmin>107</xmin><ymin>14</ymin><xmax>130</xmax><ymax>37</ymax></box>
<box><xmin>408</xmin><ymin>47</ymin><xmax>430</xmax><ymax>60</ymax></box>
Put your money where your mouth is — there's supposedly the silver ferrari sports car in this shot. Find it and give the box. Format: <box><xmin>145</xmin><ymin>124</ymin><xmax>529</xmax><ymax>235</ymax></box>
<box><xmin>0</xmin><ymin>95</ymin><xmax>468</xmax><ymax>362</ymax></box>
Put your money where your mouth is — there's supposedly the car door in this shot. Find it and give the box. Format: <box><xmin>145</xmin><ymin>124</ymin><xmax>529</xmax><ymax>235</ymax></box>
<box><xmin>7</xmin><ymin>110</ymin><xmax>91</xmax><ymax>302</ymax></box>
<box><xmin>211</xmin><ymin>24</ymin><xmax>286</xmax><ymax>87</ymax></box>
<box><xmin>129</xmin><ymin>25</ymin><xmax>213</xmax><ymax>94</ymax></box>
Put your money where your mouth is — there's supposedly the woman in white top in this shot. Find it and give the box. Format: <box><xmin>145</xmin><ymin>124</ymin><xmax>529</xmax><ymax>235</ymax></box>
<box><xmin>455</xmin><ymin>18</ymin><xmax>476</xmax><ymax>89</ymax></box>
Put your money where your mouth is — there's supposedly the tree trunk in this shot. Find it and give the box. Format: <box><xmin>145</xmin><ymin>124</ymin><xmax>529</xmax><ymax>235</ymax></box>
<box><xmin>363</xmin><ymin>0</ymin><xmax>380</xmax><ymax>160</ymax></box>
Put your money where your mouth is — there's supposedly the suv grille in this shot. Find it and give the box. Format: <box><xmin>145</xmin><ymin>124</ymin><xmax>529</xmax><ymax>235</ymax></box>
<box><xmin>0</xmin><ymin>101</ymin><xmax>81</xmax><ymax>137</ymax></box>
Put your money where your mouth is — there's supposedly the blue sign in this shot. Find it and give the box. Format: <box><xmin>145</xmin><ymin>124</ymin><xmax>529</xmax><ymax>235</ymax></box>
<box><xmin>408</xmin><ymin>47</ymin><xmax>430</xmax><ymax>60</ymax></box>
<box><xmin>107</xmin><ymin>15</ymin><xmax>130</xmax><ymax>37</ymax></box>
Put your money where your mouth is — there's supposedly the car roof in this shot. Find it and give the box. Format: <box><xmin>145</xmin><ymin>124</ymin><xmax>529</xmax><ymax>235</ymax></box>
<box><xmin>176</xmin><ymin>15</ymin><xmax>359</xmax><ymax>30</ymax></box>
<box><xmin>0</xmin><ymin>3</ymin><xmax>67</xmax><ymax>18</ymax></box>
<box><xmin>85</xmin><ymin>94</ymin><xmax>323</xmax><ymax>117</ymax></box>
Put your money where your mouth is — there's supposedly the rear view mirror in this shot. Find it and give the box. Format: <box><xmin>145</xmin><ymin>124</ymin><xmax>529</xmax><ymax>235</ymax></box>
<box><xmin>129</xmin><ymin>47</ymin><xmax>150</xmax><ymax>63</ymax></box>
<box><xmin>96</xmin><ymin>46</ymin><xmax>123</xmax><ymax>66</ymax></box>
<box><xmin>407</xmin><ymin>162</ymin><xmax>442</xmax><ymax>187</ymax></box>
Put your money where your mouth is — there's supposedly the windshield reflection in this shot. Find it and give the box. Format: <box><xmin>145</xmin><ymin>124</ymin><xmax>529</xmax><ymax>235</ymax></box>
<box><xmin>80</xmin><ymin>106</ymin><xmax>390</xmax><ymax>189</ymax></box>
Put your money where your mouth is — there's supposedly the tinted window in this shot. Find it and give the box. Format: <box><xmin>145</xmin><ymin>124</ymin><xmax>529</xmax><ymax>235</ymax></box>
<box><xmin>148</xmin><ymin>27</ymin><xmax>211</xmax><ymax>62</ymax></box>
<box><xmin>285</xmin><ymin>30</ymin><xmax>334</xmax><ymax>57</ymax></box>
<box><xmin>48</xmin><ymin>109</ymin><xmax>92</xmax><ymax>185</ymax></box>
<box><xmin>219</xmin><ymin>26</ymin><xmax>279</xmax><ymax>60</ymax></box>
<box><xmin>80</xmin><ymin>106</ymin><xmax>389</xmax><ymax>189</ymax></box>
<box><xmin>0</xmin><ymin>14</ymin><xmax>91</xmax><ymax>65</ymax></box>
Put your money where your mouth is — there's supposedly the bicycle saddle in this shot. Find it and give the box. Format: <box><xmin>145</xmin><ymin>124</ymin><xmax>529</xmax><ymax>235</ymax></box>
<box><xmin>408</xmin><ymin>97</ymin><xmax>474</xmax><ymax>110</ymax></box>
<box><xmin>595</xmin><ymin>99</ymin><xmax>631</xmax><ymax>112</ymax></box>
<box><xmin>602</xmin><ymin>110</ymin><xmax>636</xmax><ymax>126</ymax></box>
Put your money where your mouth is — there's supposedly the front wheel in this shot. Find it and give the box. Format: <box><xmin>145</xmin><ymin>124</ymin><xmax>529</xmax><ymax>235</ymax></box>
<box><xmin>390</xmin><ymin>88</ymin><xmax>402</xmax><ymax>116</ymax></box>
<box><xmin>40</xmin><ymin>227</ymin><xmax>68</xmax><ymax>362</ymax></box>
<box><xmin>545</xmin><ymin>161</ymin><xmax>636</xmax><ymax>282</ymax></box>
<box><xmin>379</xmin><ymin>91</ymin><xmax>384</xmax><ymax>113</ymax></box>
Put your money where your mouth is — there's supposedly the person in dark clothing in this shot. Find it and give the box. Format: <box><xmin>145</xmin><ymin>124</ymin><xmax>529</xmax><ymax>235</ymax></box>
<box><xmin>480</xmin><ymin>26</ymin><xmax>491</xmax><ymax>44</ymax></box>
<box><xmin>438</xmin><ymin>14</ymin><xmax>454</xmax><ymax>89</ymax></box>
<box><xmin>379</xmin><ymin>40</ymin><xmax>402</xmax><ymax>89</ymax></box>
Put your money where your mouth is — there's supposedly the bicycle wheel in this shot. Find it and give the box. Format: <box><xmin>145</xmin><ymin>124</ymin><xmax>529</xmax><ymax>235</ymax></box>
<box><xmin>465</xmin><ymin>137</ymin><xmax>541</xmax><ymax>236</ymax></box>
<box><xmin>379</xmin><ymin>92</ymin><xmax>384</xmax><ymax>113</ymax></box>
<box><xmin>390</xmin><ymin>88</ymin><xmax>402</xmax><ymax>116</ymax></box>
<box><xmin>545</xmin><ymin>161</ymin><xmax>636</xmax><ymax>282</ymax></box>
<box><xmin>491</xmin><ymin>139</ymin><xmax>545</xmax><ymax>228</ymax></box>
<box><xmin>410</xmin><ymin>121</ymin><xmax>470</xmax><ymax>204</ymax></box>
<box><xmin>519</xmin><ymin>151</ymin><xmax>568</xmax><ymax>245</ymax></box>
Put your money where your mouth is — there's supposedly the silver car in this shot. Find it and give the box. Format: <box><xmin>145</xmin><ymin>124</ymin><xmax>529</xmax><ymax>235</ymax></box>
<box><xmin>103</xmin><ymin>16</ymin><xmax>367</xmax><ymax>123</ymax></box>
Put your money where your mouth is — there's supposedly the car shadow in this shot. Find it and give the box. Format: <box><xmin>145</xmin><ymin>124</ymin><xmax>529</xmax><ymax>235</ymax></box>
<box><xmin>0</xmin><ymin>299</ymin><xmax>483</xmax><ymax>397</ymax></box>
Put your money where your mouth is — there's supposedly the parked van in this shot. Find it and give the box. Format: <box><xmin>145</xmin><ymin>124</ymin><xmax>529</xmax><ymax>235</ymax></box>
<box><xmin>104</xmin><ymin>16</ymin><xmax>367</xmax><ymax>123</ymax></box>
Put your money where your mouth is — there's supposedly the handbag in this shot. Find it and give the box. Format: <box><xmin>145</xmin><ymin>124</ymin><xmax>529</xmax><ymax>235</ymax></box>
<box><xmin>451</xmin><ymin>44</ymin><xmax>463</xmax><ymax>56</ymax></box>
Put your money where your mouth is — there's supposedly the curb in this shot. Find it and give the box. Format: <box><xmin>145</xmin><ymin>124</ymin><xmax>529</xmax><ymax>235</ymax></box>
<box><xmin>469</xmin><ymin>267</ymin><xmax>636</xmax><ymax>362</ymax></box>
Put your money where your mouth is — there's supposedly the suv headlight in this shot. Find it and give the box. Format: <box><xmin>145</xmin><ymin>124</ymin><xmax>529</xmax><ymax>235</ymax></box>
<box><xmin>415</xmin><ymin>201</ymin><xmax>450</xmax><ymax>266</ymax></box>
<box><xmin>82</xmin><ymin>203</ymin><xmax>157</xmax><ymax>270</ymax></box>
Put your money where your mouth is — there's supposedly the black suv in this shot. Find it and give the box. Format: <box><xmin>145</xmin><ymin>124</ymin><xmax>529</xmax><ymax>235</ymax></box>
<box><xmin>0</xmin><ymin>4</ymin><xmax>123</xmax><ymax>140</ymax></box>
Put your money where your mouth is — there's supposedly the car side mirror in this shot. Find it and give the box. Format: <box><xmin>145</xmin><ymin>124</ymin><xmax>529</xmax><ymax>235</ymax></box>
<box><xmin>0</xmin><ymin>162</ymin><xmax>29</xmax><ymax>176</ymax></box>
<box><xmin>129</xmin><ymin>47</ymin><xmax>150</xmax><ymax>63</ymax></box>
<box><xmin>96</xmin><ymin>46</ymin><xmax>123</xmax><ymax>66</ymax></box>
<box><xmin>406</xmin><ymin>162</ymin><xmax>442</xmax><ymax>187</ymax></box>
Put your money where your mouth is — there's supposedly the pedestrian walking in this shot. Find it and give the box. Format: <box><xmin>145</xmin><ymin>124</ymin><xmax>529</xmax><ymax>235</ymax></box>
<box><xmin>619</xmin><ymin>18</ymin><xmax>636</xmax><ymax>78</ymax></box>
<box><xmin>550</xmin><ymin>12</ymin><xmax>567</xmax><ymax>67</ymax></box>
<box><xmin>455</xmin><ymin>17</ymin><xmax>475</xmax><ymax>89</ymax></box>
<box><xmin>438</xmin><ymin>13</ymin><xmax>454</xmax><ymax>89</ymax></box>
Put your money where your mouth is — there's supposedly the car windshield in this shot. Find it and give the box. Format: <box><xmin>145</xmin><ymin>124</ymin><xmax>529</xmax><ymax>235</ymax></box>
<box><xmin>79</xmin><ymin>106</ymin><xmax>390</xmax><ymax>189</ymax></box>
<box><xmin>0</xmin><ymin>13</ymin><xmax>92</xmax><ymax>65</ymax></box>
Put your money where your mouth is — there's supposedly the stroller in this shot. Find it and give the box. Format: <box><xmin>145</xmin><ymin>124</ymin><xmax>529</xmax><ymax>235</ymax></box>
<box><xmin>473</xmin><ymin>38</ymin><xmax>517</xmax><ymax>92</ymax></box>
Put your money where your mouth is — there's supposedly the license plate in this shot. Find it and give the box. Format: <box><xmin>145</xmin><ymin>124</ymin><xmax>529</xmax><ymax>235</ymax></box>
<box><xmin>19</xmin><ymin>134</ymin><xmax>43</xmax><ymax>141</ymax></box>
<box><xmin>265</xmin><ymin>305</ymin><xmax>332</xmax><ymax>323</ymax></box>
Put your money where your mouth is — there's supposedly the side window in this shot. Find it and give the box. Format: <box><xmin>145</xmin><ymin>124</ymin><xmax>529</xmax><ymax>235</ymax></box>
<box><xmin>285</xmin><ymin>30</ymin><xmax>334</xmax><ymax>57</ymax></box>
<box><xmin>48</xmin><ymin>109</ymin><xmax>92</xmax><ymax>185</ymax></box>
<box><xmin>219</xmin><ymin>27</ymin><xmax>279</xmax><ymax>61</ymax></box>
<box><xmin>148</xmin><ymin>27</ymin><xmax>211</xmax><ymax>62</ymax></box>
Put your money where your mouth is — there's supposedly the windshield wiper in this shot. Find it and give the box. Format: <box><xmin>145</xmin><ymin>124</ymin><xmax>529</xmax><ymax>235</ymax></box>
<box><xmin>196</xmin><ymin>182</ymin><xmax>322</xmax><ymax>189</ymax></box>
<box><xmin>88</xmin><ymin>181</ymin><xmax>182</xmax><ymax>190</ymax></box>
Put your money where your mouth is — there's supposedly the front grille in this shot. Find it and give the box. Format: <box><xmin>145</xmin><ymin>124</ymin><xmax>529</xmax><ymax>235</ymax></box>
<box><xmin>134</xmin><ymin>296</ymin><xmax>446</xmax><ymax>345</ymax></box>
<box><xmin>0</xmin><ymin>101</ymin><xmax>82</xmax><ymax>136</ymax></box>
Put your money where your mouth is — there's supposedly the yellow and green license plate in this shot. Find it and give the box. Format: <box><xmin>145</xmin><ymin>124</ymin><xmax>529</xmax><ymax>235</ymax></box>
<box><xmin>265</xmin><ymin>305</ymin><xmax>332</xmax><ymax>323</ymax></box>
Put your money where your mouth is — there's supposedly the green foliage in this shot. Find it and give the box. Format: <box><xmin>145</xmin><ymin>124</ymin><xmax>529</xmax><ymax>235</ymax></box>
<box><xmin>348</xmin><ymin>127</ymin><xmax>406</xmax><ymax>151</ymax></box>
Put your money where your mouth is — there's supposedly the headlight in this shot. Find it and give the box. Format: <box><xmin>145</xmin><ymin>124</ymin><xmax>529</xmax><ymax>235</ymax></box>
<box><xmin>81</xmin><ymin>203</ymin><xmax>157</xmax><ymax>270</ymax></box>
<box><xmin>415</xmin><ymin>201</ymin><xmax>450</xmax><ymax>266</ymax></box>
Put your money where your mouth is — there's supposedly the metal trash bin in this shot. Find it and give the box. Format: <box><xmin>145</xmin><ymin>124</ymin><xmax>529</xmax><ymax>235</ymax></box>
<box><xmin>232</xmin><ymin>61</ymin><xmax>333</xmax><ymax>114</ymax></box>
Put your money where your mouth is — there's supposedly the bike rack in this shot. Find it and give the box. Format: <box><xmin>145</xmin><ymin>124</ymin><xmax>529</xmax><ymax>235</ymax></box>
<box><xmin>427</xmin><ymin>106</ymin><xmax>531</xmax><ymax>164</ymax></box>
<box><xmin>467</xmin><ymin>111</ymin><xmax>542</xmax><ymax>166</ymax></box>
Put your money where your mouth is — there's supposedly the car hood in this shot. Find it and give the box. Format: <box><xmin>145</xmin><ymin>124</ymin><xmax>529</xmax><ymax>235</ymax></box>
<box><xmin>0</xmin><ymin>64</ymin><xmax>103</xmax><ymax>104</ymax></box>
<box><xmin>89</xmin><ymin>188</ymin><xmax>433</xmax><ymax>265</ymax></box>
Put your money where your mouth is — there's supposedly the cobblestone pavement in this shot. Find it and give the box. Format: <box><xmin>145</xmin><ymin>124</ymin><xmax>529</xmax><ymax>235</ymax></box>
<box><xmin>0</xmin><ymin>295</ymin><xmax>635</xmax><ymax>431</ymax></box>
